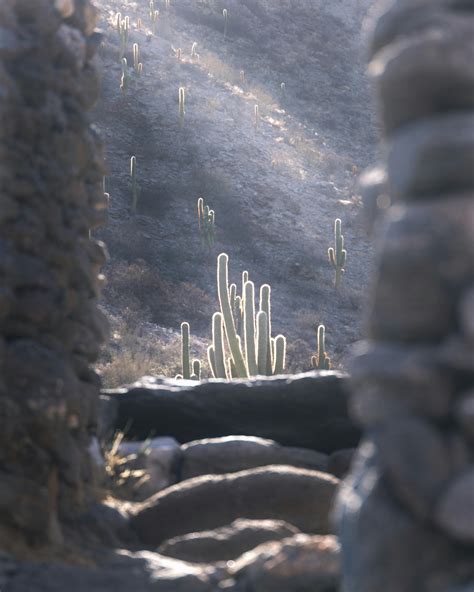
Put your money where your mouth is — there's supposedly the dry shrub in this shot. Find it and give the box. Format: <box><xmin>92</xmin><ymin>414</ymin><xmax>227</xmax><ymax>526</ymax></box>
<box><xmin>104</xmin><ymin>259</ymin><xmax>215</xmax><ymax>333</ymax></box>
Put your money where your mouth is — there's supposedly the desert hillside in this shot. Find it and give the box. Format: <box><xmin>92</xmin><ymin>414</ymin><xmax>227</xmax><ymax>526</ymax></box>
<box><xmin>93</xmin><ymin>0</ymin><xmax>378</xmax><ymax>384</ymax></box>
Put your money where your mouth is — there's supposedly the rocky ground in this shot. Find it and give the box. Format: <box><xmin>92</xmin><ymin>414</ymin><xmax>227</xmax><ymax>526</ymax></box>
<box><xmin>92</xmin><ymin>0</ymin><xmax>378</xmax><ymax>384</ymax></box>
<box><xmin>3</xmin><ymin>374</ymin><xmax>358</xmax><ymax>591</ymax></box>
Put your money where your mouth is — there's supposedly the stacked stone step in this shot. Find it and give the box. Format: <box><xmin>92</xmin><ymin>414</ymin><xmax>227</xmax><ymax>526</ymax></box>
<box><xmin>0</xmin><ymin>0</ymin><xmax>108</xmax><ymax>544</ymax></box>
<box><xmin>336</xmin><ymin>1</ymin><xmax>474</xmax><ymax>590</ymax></box>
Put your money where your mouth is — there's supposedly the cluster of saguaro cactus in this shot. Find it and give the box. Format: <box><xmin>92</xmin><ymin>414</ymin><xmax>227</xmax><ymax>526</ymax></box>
<box><xmin>328</xmin><ymin>218</ymin><xmax>347</xmax><ymax>289</ymax></box>
<box><xmin>197</xmin><ymin>197</ymin><xmax>216</xmax><ymax>249</ymax></box>
<box><xmin>311</xmin><ymin>325</ymin><xmax>331</xmax><ymax>370</ymax></box>
<box><xmin>130</xmin><ymin>155</ymin><xmax>140</xmax><ymax>212</ymax></box>
<box><xmin>176</xmin><ymin>323</ymin><xmax>201</xmax><ymax>380</ymax></box>
<box><xmin>116</xmin><ymin>13</ymin><xmax>130</xmax><ymax>59</ymax></box>
<box><xmin>208</xmin><ymin>254</ymin><xmax>287</xmax><ymax>379</ymax></box>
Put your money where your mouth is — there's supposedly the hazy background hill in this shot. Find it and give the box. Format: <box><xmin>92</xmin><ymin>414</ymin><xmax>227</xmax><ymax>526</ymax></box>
<box><xmin>93</xmin><ymin>0</ymin><xmax>378</xmax><ymax>385</ymax></box>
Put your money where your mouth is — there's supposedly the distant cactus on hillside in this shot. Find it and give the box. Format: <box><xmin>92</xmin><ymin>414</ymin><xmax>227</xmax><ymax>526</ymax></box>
<box><xmin>223</xmin><ymin>9</ymin><xmax>228</xmax><ymax>39</ymax></box>
<box><xmin>176</xmin><ymin>322</ymin><xmax>201</xmax><ymax>380</ymax></box>
<box><xmin>130</xmin><ymin>155</ymin><xmax>140</xmax><ymax>212</ymax></box>
<box><xmin>197</xmin><ymin>197</ymin><xmax>216</xmax><ymax>248</ymax></box>
<box><xmin>311</xmin><ymin>324</ymin><xmax>331</xmax><ymax>370</ymax></box>
<box><xmin>328</xmin><ymin>218</ymin><xmax>347</xmax><ymax>289</ymax></box>
<box><xmin>179</xmin><ymin>86</ymin><xmax>185</xmax><ymax>127</ymax></box>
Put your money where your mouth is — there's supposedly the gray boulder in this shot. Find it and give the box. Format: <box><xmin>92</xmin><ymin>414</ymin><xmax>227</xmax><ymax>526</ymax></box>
<box><xmin>130</xmin><ymin>465</ymin><xmax>339</xmax><ymax>546</ymax></box>
<box><xmin>228</xmin><ymin>533</ymin><xmax>340</xmax><ymax>592</ymax></box>
<box><xmin>158</xmin><ymin>519</ymin><xmax>300</xmax><ymax>563</ymax></box>
<box><xmin>102</xmin><ymin>372</ymin><xmax>359</xmax><ymax>454</ymax></box>
<box><xmin>180</xmin><ymin>436</ymin><xmax>328</xmax><ymax>480</ymax></box>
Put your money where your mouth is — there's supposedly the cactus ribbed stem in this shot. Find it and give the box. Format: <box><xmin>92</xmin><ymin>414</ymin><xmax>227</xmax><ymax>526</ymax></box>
<box><xmin>273</xmin><ymin>334</ymin><xmax>286</xmax><ymax>375</ymax></box>
<box><xmin>259</xmin><ymin>284</ymin><xmax>272</xmax><ymax>375</ymax></box>
<box><xmin>217</xmin><ymin>254</ymin><xmax>248</xmax><ymax>378</ymax></box>
<box><xmin>181</xmin><ymin>322</ymin><xmax>191</xmax><ymax>379</ymax></box>
<box><xmin>328</xmin><ymin>218</ymin><xmax>347</xmax><ymax>289</ymax></box>
<box><xmin>223</xmin><ymin>8</ymin><xmax>228</xmax><ymax>39</ymax></box>
<box><xmin>211</xmin><ymin>312</ymin><xmax>227</xmax><ymax>378</ymax></box>
<box><xmin>191</xmin><ymin>359</ymin><xmax>201</xmax><ymax>381</ymax></box>
<box><xmin>207</xmin><ymin>346</ymin><xmax>217</xmax><ymax>378</ymax></box>
<box><xmin>257</xmin><ymin>311</ymin><xmax>268</xmax><ymax>375</ymax></box>
<box><xmin>312</xmin><ymin>324</ymin><xmax>331</xmax><ymax>370</ymax></box>
<box><xmin>130</xmin><ymin>155</ymin><xmax>138</xmax><ymax>212</ymax></box>
<box><xmin>179</xmin><ymin>86</ymin><xmax>185</xmax><ymax>128</ymax></box>
<box><xmin>243</xmin><ymin>281</ymin><xmax>258</xmax><ymax>376</ymax></box>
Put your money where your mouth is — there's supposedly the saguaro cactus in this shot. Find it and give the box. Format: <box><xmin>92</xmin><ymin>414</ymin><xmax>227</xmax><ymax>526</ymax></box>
<box><xmin>311</xmin><ymin>325</ymin><xmax>331</xmax><ymax>370</ymax></box>
<box><xmin>117</xmin><ymin>14</ymin><xmax>130</xmax><ymax>59</ymax></box>
<box><xmin>180</xmin><ymin>322</ymin><xmax>191</xmax><ymax>379</ymax></box>
<box><xmin>223</xmin><ymin>8</ymin><xmax>228</xmax><ymax>39</ymax></box>
<box><xmin>197</xmin><ymin>197</ymin><xmax>216</xmax><ymax>248</ymax></box>
<box><xmin>328</xmin><ymin>218</ymin><xmax>347</xmax><ymax>289</ymax></box>
<box><xmin>217</xmin><ymin>254</ymin><xmax>249</xmax><ymax>378</ymax></box>
<box><xmin>176</xmin><ymin>323</ymin><xmax>200</xmax><ymax>381</ymax></box>
<box><xmin>120</xmin><ymin>57</ymin><xmax>131</xmax><ymax>91</ymax></box>
<box><xmin>130</xmin><ymin>155</ymin><xmax>140</xmax><ymax>212</ymax></box>
<box><xmin>179</xmin><ymin>86</ymin><xmax>185</xmax><ymax>128</ymax></box>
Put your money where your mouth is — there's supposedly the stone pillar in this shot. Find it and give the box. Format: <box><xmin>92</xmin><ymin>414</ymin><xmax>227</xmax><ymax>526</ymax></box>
<box><xmin>0</xmin><ymin>0</ymin><xmax>108</xmax><ymax>544</ymax></box>
<box><xmin>336</xmin><ymin>1</ymin><xmax>474</xmax><ymax>590</ymax></box>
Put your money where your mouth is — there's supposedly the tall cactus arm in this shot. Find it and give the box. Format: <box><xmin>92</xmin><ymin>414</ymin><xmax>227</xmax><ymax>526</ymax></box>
<box><xmin>217</xmin><ymin>254</ymin><xmax>248</xmax><ymax>377</ymax></box>
<box><xmin>243</xmin><ymin>280</ymin><xmax>258</xmax><ymax>376</ymax></box>
<box><xmin>181</xmin><ymin>322</ymin><xmax>191</xmax><ymax>379</ymax></box>
<box><xmin>208</xmin><ymin>346</ymin><xmax>217</xmax><ymax>379</ymax></box>
<box><xmin>191</xmin><ymin>359</ymin><xmax>201</xmax><ymax>381</ymax></box>
<box><xmin>273</xmin><ymin>334</ymin><xmax>286</xmax><ymax>375</ymax></box>
<box><xmin>211</xmin><ymin>312</ymin><xmax>228</xmax><ymax>379</ymax></box>
<box><xmin>259</xmin><ymin>284</ymin><xmax>272</xmax><ymax>375</ymax></box>
<box><xmin>257</xmin><ymin>311</ymin><xmax>269</xmax><ymax>375</ymax></box>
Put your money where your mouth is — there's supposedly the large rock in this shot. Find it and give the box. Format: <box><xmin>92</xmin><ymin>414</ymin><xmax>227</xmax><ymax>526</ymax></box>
<box><xmin>371</xmin><ymin>12</ymin><xmax>474</xmax><ymax>133</ymax></box>
<box><xmin>158</xmin><ymin>519</ymin><xmax>300</xmax><ymax>563</ymax></box>
<box><xmin>180</xmin><ymin>436</ymin><xmax>328</xmax><ymax>480</ymax></box>
<box><xmin>102</xmin><ymin>372</ymin><xmax>359</xmax><ymax>453</ymax></box>
<box><xmin>130</xmin><ymin>465</ymin><xmax>339</xmax><ymax>546</ymax></box>
<box><xmin>1</xmin><ymin>550</ymin><xmax>224</xmax><ymax>592</ymax></box>
<box><xmin>335</xmin><ymin>441</ymin><xmax>469</xmax><ymax>592</ymax></box>
<box><xmin>117</xmin><ymin>437</ymin><xmax>181</xmax><ymax>499</ymax></box>
<box><xmin>435</xmin><ymin>469</ymin><xmax>474</xmax><ymax>543</ymax></box>
<box><xmin>228</xmin><ymin>534</ymin><xmax>340</xmax><ymax>592</ymax></box>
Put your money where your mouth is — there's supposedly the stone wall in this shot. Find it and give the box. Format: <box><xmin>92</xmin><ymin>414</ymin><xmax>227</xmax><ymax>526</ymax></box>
<box><xmin>336</xmin><ymin>0</ymin><xmax>474</xmax><ymax>590</ymax></box>
<box><xmin>0</xmin><ymin>0</ymin><xmax>107</xmax><ymax>544</ymax></box>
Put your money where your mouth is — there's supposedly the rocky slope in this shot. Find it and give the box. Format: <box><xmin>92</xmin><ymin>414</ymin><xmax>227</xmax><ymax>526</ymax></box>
<box><xmin>92</xmin><ymin>0</ymin><xmax>378</xmax><ymax>382</ymax></box>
